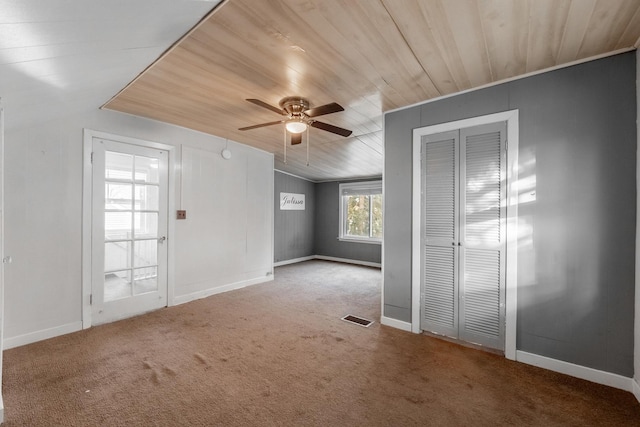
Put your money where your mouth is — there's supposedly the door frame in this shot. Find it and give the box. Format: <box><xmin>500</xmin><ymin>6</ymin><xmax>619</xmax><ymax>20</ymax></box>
<box><xmin>82</xmin><ymin>129</ymin><xmax>176</xmax><ymax>329</ymax></box>
<box><xmin>411</xmin><ymin>110</ymin><xmax>519</xmax><ymax>360</ymax></box>
<box><xmin>0</xmin><ymin>100</ymin><xmax>5</xmax><ymax>422</ymax></box>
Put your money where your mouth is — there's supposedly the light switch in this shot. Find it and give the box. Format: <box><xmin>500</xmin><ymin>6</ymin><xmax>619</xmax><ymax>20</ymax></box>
<box><xmin>177</xmin><ymin>210</ymin><xmax>187</xmax><ymax>220</ymax></box>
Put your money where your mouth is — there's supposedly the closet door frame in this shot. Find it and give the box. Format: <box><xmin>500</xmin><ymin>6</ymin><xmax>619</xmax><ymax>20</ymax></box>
<box><xmin>411</xmin><ymin>110</ymin><xmax>519</xmax><ymax>360</ymax></box>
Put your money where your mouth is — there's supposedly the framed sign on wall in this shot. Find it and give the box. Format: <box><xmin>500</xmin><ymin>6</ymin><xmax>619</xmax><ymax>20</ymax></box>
<box><xmin>280</xmin><ymin>192</ymin><xmax>305</xmax><ymax>210</ymax></box>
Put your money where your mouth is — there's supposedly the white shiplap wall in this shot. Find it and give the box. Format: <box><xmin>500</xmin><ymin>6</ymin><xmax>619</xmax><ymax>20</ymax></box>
<box><xmin>3</xmin><ymin>108</ymin><xmax>273</xmax><ymax>348</ymax></box>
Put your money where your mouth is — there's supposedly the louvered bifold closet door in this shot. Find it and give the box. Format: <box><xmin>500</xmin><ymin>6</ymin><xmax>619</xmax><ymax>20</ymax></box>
<box><xmin>458</xmin><ymin>122</ymin><xmax>506</xmax><ymax>350</ymax></box>
<box><xmin>420</xmin><ymin>130</ymin><xmax>459</xmax><ymax>338</ymax></box>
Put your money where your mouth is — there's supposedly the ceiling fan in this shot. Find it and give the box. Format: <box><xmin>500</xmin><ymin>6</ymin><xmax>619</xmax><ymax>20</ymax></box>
<box><xmin>239</xmin><ymin>97</ymin><xmax>353</xmax><ymax>145</ymax></box>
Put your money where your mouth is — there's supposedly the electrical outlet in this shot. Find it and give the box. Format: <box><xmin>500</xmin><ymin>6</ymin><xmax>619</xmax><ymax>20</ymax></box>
<box><xmin>177</xmin><ymin>210</ymin><xmax>187</xmax><ymax>220</ymax></box>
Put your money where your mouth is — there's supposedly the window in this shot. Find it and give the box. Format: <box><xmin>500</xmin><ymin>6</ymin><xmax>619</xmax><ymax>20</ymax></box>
<box><xmin>339</xmin><ymin>181</ymin><xmax>382</xmax><ymax>243</ymax></box>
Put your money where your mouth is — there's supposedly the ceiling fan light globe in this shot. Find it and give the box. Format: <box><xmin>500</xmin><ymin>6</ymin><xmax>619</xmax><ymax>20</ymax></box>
<box><xmin>285</xmin><ymin>120</ymin><xmax>308</xmax><ymax>134</ymax></box>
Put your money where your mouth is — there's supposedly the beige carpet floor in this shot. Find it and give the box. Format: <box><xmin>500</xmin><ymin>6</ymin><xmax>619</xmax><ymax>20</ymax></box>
<box><xmin>3</xmin><ymin>260</ymin><xmax>640</xmax><ymax>426</ymax></box>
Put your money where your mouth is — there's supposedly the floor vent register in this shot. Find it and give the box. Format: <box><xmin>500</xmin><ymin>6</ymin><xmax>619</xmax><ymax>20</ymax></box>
<box><xmin>341</xmin><ymin>314</ymin><xmax>374</xmax><ymax>327</ymax></box>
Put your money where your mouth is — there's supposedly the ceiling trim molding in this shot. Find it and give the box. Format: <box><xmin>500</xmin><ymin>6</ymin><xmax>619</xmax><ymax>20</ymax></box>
<box><xmin>100</xmin><ymin>0</ymin><xmax>229</xmax><ymax>110</ymax></box>
<box><xmin>320</xmin><ymin>175</ymin><xmax>383</xmax><ymax>185</ymax></box>
<box><xmin>384</xmin><ymin>47</ymin><xmax>636</xmax><ymax>116</ymax></box>
<box><xmin>274</xmin><ymin>169</ymin><xmax>317</xmax><ymax>183</ymax></box>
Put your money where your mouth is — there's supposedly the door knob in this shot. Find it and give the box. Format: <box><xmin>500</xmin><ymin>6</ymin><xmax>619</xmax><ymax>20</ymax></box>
<box><xmin>158</xmin><ymin>236</ymin><xmax>166</xmax><ymax>243</ymax></box>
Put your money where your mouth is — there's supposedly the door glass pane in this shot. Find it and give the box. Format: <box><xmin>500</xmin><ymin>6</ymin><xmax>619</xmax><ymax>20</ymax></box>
<box><xmin>105</xmin><ymin>152</ymin><xmax>133</xmax><ymax>180</ymax></box>
<box><xmin>134</xmin><ymin>212</ymin><xmax>158</xmax><ymax>238</ymax></box>
<box><xmin>135</xmin><ymin>156</ymin><xmax>159</xmax><ymax>183</ymax></box>
<box><xmin>105</xmin><ymin>183</ymin><xmax>132</xmax><ymax>210</ymax></box>
<box><xmin>104</xmin><ymin>270</ymin><xmax>132</xmax><ymax>302</ymax></box>
<box><xmin>135</xmin><ymin>184</ymin><xmax>159</xmax><ymax>211</ymax></box>
<box><xmin>133</xmin><ymin>267</ymin><xmax>158</xmax><ymax>295</ymax></box>
<box><xmin>134</xmin><ymin>240</ymin><xmax>157</xmax><ymax>268</ymax></box>
<box><xmin>105</xmin><ymin>241</ymin><xmax>131</xmax><ymax>272</ymax></box>
<box><xmin>105</xmin><ymin>212</ymin><xmax>132</xmax><ymax>240</ymax></box>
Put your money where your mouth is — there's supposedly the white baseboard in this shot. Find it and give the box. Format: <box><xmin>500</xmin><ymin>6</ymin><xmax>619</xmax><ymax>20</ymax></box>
<box><xmin>274</xmin><ymin>256</ymin><xmax>315</xmax><ymax>267</ymax></box>
<box><xmin>3</xmin><ymin>321</ymin><xmax>83</xmax><ymax>350</ymax></box>
<box><xmin>0</xmin><ymin>394</ymin><xmax>4</xmax><ymax>424</ymax></box>
<box><xmin>314</xmin><ymin>255</ymin><xmax>381</xmax><ymax>268</ymax></box>
<box><xmin>273</xmin><ymin>255</ymin><xmax>382</xmax><ymax>269</ymax></box>
<box><xmin>632</xmin><ymin>378</ymin><xmax>640</xmax><ymax>403</ymax></box>
<box><xmin>172</xmin><ymin>275</ymin><xmax>274</xmax><ymax>306</ymax></box>
<box><xmin>516</xmin><ymin>351</ymin><xmax>634</xmax><ymax>392</ymax></box>
<box><xmin>380</xmin><ymin>316</ymin><xmax>413</xmax><ymax>332</ymax></box>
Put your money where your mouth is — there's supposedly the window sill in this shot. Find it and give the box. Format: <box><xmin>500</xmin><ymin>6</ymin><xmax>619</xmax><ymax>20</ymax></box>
<box><xmin>338</xmin><ymin>237</ymin><xmax>382</xmax><ymax>245</ymax></box>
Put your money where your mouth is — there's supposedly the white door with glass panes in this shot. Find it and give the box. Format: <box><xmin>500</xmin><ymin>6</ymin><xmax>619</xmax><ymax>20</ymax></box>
<box><xmin>91</xmin><ymin>139</ymin><xmax>168</xmax><ymax>324</ymax></box>
<box><xmin>420</xmin><ymin>122</ymin><xmax>506</xmax><ymax>351</ymax></box>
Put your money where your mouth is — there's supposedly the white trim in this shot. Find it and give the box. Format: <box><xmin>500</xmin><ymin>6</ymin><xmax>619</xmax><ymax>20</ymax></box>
<box><xmin>274</xmin><ymin>255</ymin><xmax>382</xmax><ymax>268</ymax></box>
<box><xmin>82</xmin><ymin>129</ymin><xmax>176</xmax><ymax>328</ymax></box>
<box><xmin>338</xmin><ymin>180</ymin><xmax>383</xmax><ymax>243</ymax></box>
<box><xmin>274</xmin><ymin>256</ymin><xmax>315</xmax><ymax>267</ymax></box>
<box><xmin>315</xmin><ymin>175</ymin><xmax>383</xmax><ymax>184</ymax></box>
<box><xmin>3</xmin><ymin>321</ymin><xmax>83</xmax><ymax>350</ymax></box>
<box><xmin>386</xmin><ymin>48</ymin><xmax>635</xmax><ymax>116</ymax></box>
<box><xmin>338</xmin><ymin>237</ymin><xmax>382</xmax><ymax>245</ymax></box>
<box><xmin>274</xmin><ymin>170</ymin><xmax>384</xmax><ymax>186</ymax></box>
<box><xmin>0</xmin><ymin>101</ymin><xmax>4</xmax><ymax>425</ymax></box>
<box><xmin>82</xmin><ymin>132</ymin><xmax>93</xmax><ymax>328</ymax></box>
<box><xmin>632</xmin><ymin>379</ymin><xmax>640</xmax><ymax>403</ymax></box>
<box><xmin>636</xmin><ymin>47</ymin><xmax>640</xmax><ymax>406</ymax></box>
<box><xmin>411</xmin><ymin>110</ymin><xmax>519</xmax><ymax>360</ymax></box>
<box><xmin>504</xmin><ymin>113</ymin><xmax>519</xmax><ymax>361</ymax></box>
<box><xmin>411</xmin><ymin>137</ymin><xmax>421</xmax><ymax>334</ymax></box>
<box><xmin>166</xmin><ymin>146</ymin><xmax>177</xmax><ymax>307</ymax></box>
<box><xmin>274</xmin><ymin>169</ymin><xmax>316</xmax><ymax>183</ymax></box>
<box><xmin>314</xmin><ymin>255</ymin><xmax>381</xmax><ymax>268</ymax></box>
<box><xmin>172</xmin><ymin>275</ymin><xmax>273</xmax><ymax>306</ymax></box>
<box><xmin>380</xmin><ymin>316</ymin><xmax>412</xmax><ymax>332</ymax></box>
<box><xmin>517</xmin><ymin>351</ymin><xmax>635</xmax><ymax>392</ymax></box>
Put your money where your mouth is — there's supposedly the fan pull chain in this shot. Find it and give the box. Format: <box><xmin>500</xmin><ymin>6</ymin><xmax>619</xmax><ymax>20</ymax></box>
<box><xmin>283</xmin><ymin>126</ymin><xmax>287</xmax><ymax>164</ymax></box>
<box><xmin>306</xmin><ymin>128</ymin><xmax>310</xmax><ymax>166</ymax></box>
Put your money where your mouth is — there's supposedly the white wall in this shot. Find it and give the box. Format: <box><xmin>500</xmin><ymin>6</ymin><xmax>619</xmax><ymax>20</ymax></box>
<box><xmin>3</xmin><ymin>108</ymin><xmax>273</xmax><ymax>348</ymax></box>
<box><xmin>174</xmin><ymin>145</ymin><xmax>273</xmax><ymax>302</ymax></box>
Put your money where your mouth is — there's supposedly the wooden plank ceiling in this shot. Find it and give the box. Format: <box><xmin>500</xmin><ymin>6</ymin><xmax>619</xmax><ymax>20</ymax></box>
<box><xmin>104</xmin><ymin>0</ymin><xmax>640</xmax><ymax>181</ymax></box>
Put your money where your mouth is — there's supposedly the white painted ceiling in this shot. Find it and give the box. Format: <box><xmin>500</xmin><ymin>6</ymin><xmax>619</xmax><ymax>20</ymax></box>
<box><xmin>0</xmin><ymin>0</ymin><xmax>222</xmax><ymax>131</ymax></box>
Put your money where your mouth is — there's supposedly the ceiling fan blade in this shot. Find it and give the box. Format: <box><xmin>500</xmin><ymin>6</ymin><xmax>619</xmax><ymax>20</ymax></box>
<box><xmin>246</xmin><ymin>98</ymin><xmax>284</xmax><ymax>115</ymax></box>
<box><xmin>290</xmin><ymin>133</ymin><xmax>302</xmax><ymax>145</ymax></box>
<box><xmin>238</xmin><ymin>120</ymin><xmax>283</xmax><ymax>131</ymax></box>
<box><xmin>304</xmin><ymin>102</ymin><xmax>344</xmax><ymax>117</ymax></box>
<box><xmin>310</xmin><ymin>121</ymin><xmax>353</xmax><ymax>137</ymax></box>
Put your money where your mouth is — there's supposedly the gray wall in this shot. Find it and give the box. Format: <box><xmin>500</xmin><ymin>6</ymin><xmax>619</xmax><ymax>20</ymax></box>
<box><xmin>384</xmin><ymin>52</ymin><xmax>637</xmax><ymax>377</ymax></box>
<box><xmin>274</xmin><ymin>173</ymin><xmax>382</xmax><ymax>265</ymax></box>
<box><xmin>314</xmin><ymin>181</ymin><xmax>382</xmax><ymax>264</ymax></box>
<box><xmin>274</xmin><ymin>171</ymin><xmax>315</xmax><ymax>263</ymax></box>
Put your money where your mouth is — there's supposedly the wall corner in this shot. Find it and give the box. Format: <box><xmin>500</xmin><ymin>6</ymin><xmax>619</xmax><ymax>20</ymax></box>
<box><xmin>634</xmin><ymin>47</ymin><xmax>640</xmax><ymax>401</ymax></box>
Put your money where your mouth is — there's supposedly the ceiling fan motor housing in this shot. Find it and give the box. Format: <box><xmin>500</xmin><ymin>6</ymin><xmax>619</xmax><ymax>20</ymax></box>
<box><xmin>280</xmin><ymin>97</ymin><xmax>310</xmax><ymax>121</ymax></box>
